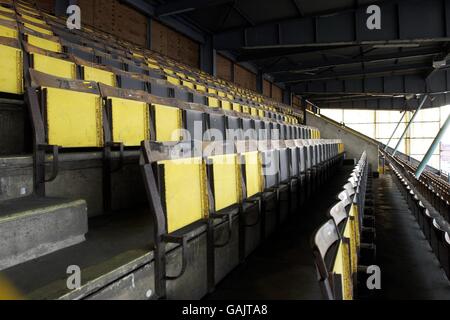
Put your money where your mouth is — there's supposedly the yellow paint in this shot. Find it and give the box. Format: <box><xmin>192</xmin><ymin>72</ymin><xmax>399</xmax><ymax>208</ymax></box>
<box><xmin>0</xmin><ymin>276</ymin><xmax>22</xmax><ymax>300</ymax></box>
<box><xmin>22</xmin><ymin>14</ymin><xmax>46</xmax><ymax>25</ymax></box>
<box><xmin>182</xmin><ymin>80</ymin><xmax>194</xmax><ymax>89</ymax></box>
<box><xmin>159</xmin><ymin>157</ymin><xmax>208</xmax><ymax>233</ymax></box>
<box><xmin>32</xmin><ymin>53</ymin><xmax>76</xmax><ymax>79</ymax></box>
<box><xmin>167</xmin><ymin>76</ymin><xmax>180</xmax><ymax>86</ymax></box>
<box><xmin>221</xmin><ymin>101</ymin><xmax>231</xmax><ymax>111</ymax></box>
<box><xmin>83</xmin><ymin>66</ymin><xmax>116</xmax><ymax>86</ymax></box>
<box><xmin>208</xmin><ymin>97</ymin><xmax>220</xmax><ymax>108</ymax></box>
<box><xmin>244</xmin><ymin>151</ymin><xmax>263</xmax><ymax>198</ymax></box>
<box><xmin>0</xmin><ymin>6</ymin><xmax>14</xmax><ymax>14</ymax></box>
<box><xmin>153</xmin><ymin>104</ymin><xmax>182</xmax><ymax>142</ymax></box>
<box><xmin>250</xmin><ymin>107</ymin><xmax>258</xmax><ymax>117</ymax></box>
<box><xmin>0</xmin><ymin>14</ymin><xmax>15</xmax><ymax>22</ymax></box>
<box><xmin>218</xmin><ymin>91</ymin><xmax>226</xmax><ymax>98</ymax></box>
<box><xmin>232</xmin><ymin>103</ymin><xmax>241</xmax><ymax>113</ymax></box>
<box><xmin>0</xmin><ymin>44</ymin><xmax>23</xmax><ymax>94</ymax></box>
<box><xmin>196</xmin><ymin>84</ymin><xmax>206</xmax><ymax>92</ymax></box>
<box><xmin>208</xmin><ymin>88</ymin><xmax>217</xmax><ymax>95</ymax></box>
<box><xmin>0</xmin><ymin>24</ymin><xmax>17</xmax><ymax>38</ymax></box>
<box><xmin>27</xmin><ymin>34</ymin><xmax>61</xmax><ymax>52</ymax></box>
<box><xmin>45</xmin><ymin>87</ymin><xmax>103</xmax><ymax>147</ymax></box>
<box><xmin>110</xmin><ymin>97</ymin><xmax>149</xmax><ymax>146</ymax></box>
<box><xmin>209</xmin><ymin>154</ymin><xmax>241</xmax><ymax>211</ymax></box>
<box><xmin>332</xmin><ymin>241</ymin><xmax>353</xmax><ymax>300</ymax></box>
<box><xmin>24</xmin><ymin>22</ymin><xmax>52</xmax><ymax>35</ymax></box>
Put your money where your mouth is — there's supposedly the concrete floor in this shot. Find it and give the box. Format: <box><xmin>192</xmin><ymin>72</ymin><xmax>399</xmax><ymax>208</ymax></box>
<box><xmin>373</xmin><ymin>172</ymin><xmax>450</xmax><ymax>299</ymax></box>
<box><xmin>206</xmin><ymin>165</ymin><xmax>355</xmax><ymax>300</ymax></box>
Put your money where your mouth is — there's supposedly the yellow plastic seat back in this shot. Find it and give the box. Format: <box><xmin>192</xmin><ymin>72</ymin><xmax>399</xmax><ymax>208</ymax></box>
<box><xmin>0</xmin><ymin>24</ymin><xmax>17</xmax><ymax>38</ymax></box>
<box><xmin>332</xmin><ymin>240</ymin><xmax>353</xmax><ymax>300</ymax></box>
<box><xmin>0</xmin><ymin>44</ymin><xmax>23</xmax><ymax>94</ymax></box>
<box><xmin>208</xmin><ymin>97</ymin><xmax>220</xmax><ymax>108</ymax></box>
<box><xmin>243</xmin><ymin>151</ymin><xmax>264</xmax><ymax>198</ymax></box>
<box><xmin>45</xmin><ymin>87</ymin><xmax>103</xmax><ymax>147</ymax></box>
<box><xmin>24</xmin><ymin>22</ymin><xmax>53</xmax><ymax>35</ymax></box>
<box><xmin>153</xmin><ymin>104</ymin><xmax>182</xmax><ymax>142</ymax></box>
<box><xmin>109</xmin><ymin>97</ymin><xmax>149</xmax><ymax>146</ymax></box>
<box><xmin>208</xmin><ymin>154</ymin><xmax>242</xmax><ymax>211</ymax></box>
<box><xmin>83</xmin><ymin>66</ymin><xmax>116</xmax><ymax>86</ymax></box>
<box><xmin>32</xmin><ymin>53</ymin><xmax>76</xmax><ymax>79</ymax></box>
<box><xmin>27</xmin><ymin>34</ymin><xmax>61</xmax><ymax>52</ymax></box>
<box><xmin>158</xmin><ymin>157</ymin><xmax>208</xmax><ymax>233</ymax></box>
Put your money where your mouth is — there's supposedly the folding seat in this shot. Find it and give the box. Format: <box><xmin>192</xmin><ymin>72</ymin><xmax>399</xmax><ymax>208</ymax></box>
<box><xmin>0</xmin><ymin>39</ymin><xmax>23</xmax><ymax>94</ymax></box>
<box><xmin>221</xmin><ymin>100</ymin><xmax>232</xmax><ymax>111</ymax></box>
<box><xmin>207</xmin><ymin>96</ymin><xmax>220</xmax><ymax>108</ymax></box>
<box><xmin>65</xmin><ymin>44</ymin><xmax>95</xmax><ymax>62</ymax></box>
<box><xmin>312</xmin><ymin>219</ymin><xmax>353</xmax><ymax>300</ymax></box>
<box><xmin>23</xmin><ymin>22</ymin><xmax>53</xmax><ymax>35</ymax></box>
<box><xmin>29</xmin><ymin>51</ymin><xmax>76</xmax><ymax>79</ymax></box>
<box><xmin>205</xmin><ymin>112</ymin><xmax>226</xmax><ymax>142</ymax></box>
<box><xmin>20</xmin><ymin>14</ymin><xmax>46</xmax><ymax>26</ymax></box>
<box><xmin>242</xmin><ymin>105</ymin><xmax>250</xmax><ymax>114</ymax></box>
<box><xmin>226</xmin><ymin>115</ymin><xmax>242</xmax><ymax>141</ymax></box>
<box><xmin>25</xmin><ymin>33</ymin><xmax>62</xmax><ymax>52</ymax></box>
<box><xmin>151</xmin><ymin>103</ymin><xmax>182</xmax><ymax>142</ymax></box>
<box><xmin>232</xmin><ymin>103</ymin><xmax>241</xmax><ymax>113</ymax></box>
<box><xmin>81</xmin><ymin>65</ymin><xmax>117</xmax><ymax>86</ymax></box>
<box><xmin>101</xmin><ymin>89</ymin><xmax>150</xmax><ymax>147</ymax></box>
<box><xmin>0</xmin><ymin>21</ymin><xmax>18</xmax><ymax>38</ymax></box>
<box><xmin>30</xmin><ymin>72</ymin><xmax>103</xmax><ymax>151</ymax></box>
<box><xmin>118</xmin><ymin>75</ymin><xmax>148</xmax><ymax>91</ymax></box>
<box><xmin>430</xmin><ymin>219</ymin><xmax>445</xmax><ymax>259</ymax></box>
<box><xmin>183</xmin><ymin>108</ymin><xmax>206</xmax><ymax>141</ymax></box>
<box><xmin>101</xmin><ymin>56</ymin><xmax>123</xmax><ymax>70</ymax></box>
<box><xmin>140</xmin><ymin>140</ymin><xmax>209</xmax><ymax>298</ymax></box>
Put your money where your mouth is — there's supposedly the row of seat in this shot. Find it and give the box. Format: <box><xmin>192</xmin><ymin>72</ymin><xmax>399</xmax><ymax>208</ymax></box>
<box><xmin>388</xmin><ymin>154</ymin><xmax>450</xmax><ymax>222</ymax></box>
<box><xmin>312</xmin><ymin>152</ymin><xmax>374</xmax><ymax>300</ymax></box>
<box><xmin>140</xmin><ymin>138</ymin><xmax>345</xmax><ymax>298</ymax></box>
<box><xmin>389</xmin><ymin>162</ymin><xmax>450</xmax><ymax>281</ymax></box>
<box><xmin>0</xmin><ymin>0</ymin><xmax>309</xmax><ymax>131</ymax></box>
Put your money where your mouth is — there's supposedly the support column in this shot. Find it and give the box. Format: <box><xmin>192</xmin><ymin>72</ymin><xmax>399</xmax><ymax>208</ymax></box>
<box><xmin>256</xmin><ymin>70</ymin><xmax>263</xmax><ymax>94</ymax></box>
<box><xmin>392</xmin><ymin>95</ymin><xmax>428</xmax><ymax>156</ymax></box>
<box><xmin>415</xmin><ymin>114</ymin><xmax>450</xmax><ymax>178</ymax></box>
<box><xmin>200</xmin><ymin>35</ymin><xmax>216</xmax><ymax>76</ymax></box>
<box><xmin>384</xmin><ymin>111</ymin><xmax>406</xmax><ymax>151</ymax></box>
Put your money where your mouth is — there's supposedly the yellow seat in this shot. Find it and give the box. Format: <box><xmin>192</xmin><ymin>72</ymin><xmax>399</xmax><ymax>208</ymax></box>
<box><xmin>45</xmin><ymin>87</ymin><xmax>103</xmax><ymax>147</ymax></box>
<box><xmin>208</xmin><ymin>88</ymin><xmax>218</xmax><ymax>95</ymax></box>
<box><xmin>158</xmin><ymin>157</ymin><xmax>208</xmax><ymax>233</ymax></box>
<box><xmin>232</xmin><ymin>103</ymin><xmax>241</xmax><ymax>113</ymax></box>
<box><xmin>24</xmin><ymin>22</ymin><xmax>53</xmax><ymax>35</ymax></box>
<box><xmin>196</xmin><ymin>84</ymin><xmax>206</xmax><ymax>92</ymax></box>
<box><xmin>153</xmin><ymin>104</ymin><xmax>182</xmax><ymax>142</ymax></box>
<box><xmin>0</xmin><ymin>24</ymin><xmax>17</xmax><ymax>38</ymax></box>
<box><xmin>0</xmin><ymin>13</ymin><xmax>15</xmax><ymax>21</ymax></box>
<box><xmin>109</xmin><ymin>97</ymin><xmax>150</xmax><ymax>146</ymax></box>
<box><xmin>332</xmin><ymin>239</ymin><xmax>353</xmax><ymax>300</ymax></box>
<box><xmin>83</xmin><ymin>66</ymin><xmax>116</xmax><ymax>86</ymax></box>
<box><xmin>207</xmin><ymin>97</ymin><xmax>220</xmax><ymax>108</ymax></box>
<box><xmin>167</xmin><ymin>76</ymin><xmax>181</xmax><ymax>86</ymax></box>
<box><xmin>243</xmin><ymin>151</ymin><xmax>264</xmax><ymax>198</ymax></box>
<box><xmin>27</xmin><ymin>34</ymin><xmax>61</xmax><ymax>52</ymax></box>
<box><xmin>182</xmin><ymin>80</ymin><xmax>194</xmax><ymax>90</ymax></box>
<box><xmin>242</xmin><ymin>105</ymin><xmax>250</xmax><ymax>114</ymax></box>
<box><xmin>221</xmin><ymin>100</ymin><xmax>232</xmax><ymax>111</ymax></box>
<box><xmin>208</xmin><ymin>154</ymin><xmax>242</xmax><ymax>211</ymax></box>
<box><xmin>0</xmin><ymin>6</ymin><xmax>14</xmax><ymax>14</ymax></box>
<box><xmin>32</xmin><ymin>53</ymin><xmax>76</xmax><ymax>79</ymax></box>
<box><xmin>250</xmin><ymin>107</ymin><xmax>258</xmax><ymax>117</ymax></box>
<box><xmin>0</xmin><ymin>44</ymin><xmax>23</xmax><ymax>94</ymax></box>
<box><xmin>21</xmin><ymin>14</ymin><xmax>46</xmax><ymax>25</ymax></box>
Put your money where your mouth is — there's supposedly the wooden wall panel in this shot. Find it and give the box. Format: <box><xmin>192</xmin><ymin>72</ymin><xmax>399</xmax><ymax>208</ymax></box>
<box><xmin>216</xmin><ymin>54</ymin><xmax>233</xmax><ymax>82</ymax></box>
<box><xmin>271</xmin><ymin>84</ymin><xmax>283</xmax><ymax>102</ymax></box>
<box><xmin>35</xmin><ymin>0</ymin><xmax>54</xmax><ymax>13</ymax></box>
<box><xmin>151</xmin><ymin>20</ymin><xmax>199</xmax><ymax>68</ymax></box>
<box><xmin>263</xmin><ymin>79</ymin><xmax>271</xmax><ymax>97</ymax></box>
<box><xmin>234</xmin><ymin>64</ymin><xmax>256</xmax><ymax>91</ymax></box>
<box><xmin>78</xmin><ymin>0</ymin><xmax>148</xmax><ymax>47</ymax></box>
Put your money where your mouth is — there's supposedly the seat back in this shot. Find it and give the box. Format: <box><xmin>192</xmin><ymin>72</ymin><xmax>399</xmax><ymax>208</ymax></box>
<box><xmin>83</xmin><ymin>65</ymin><xmax>116</xmax><ymax>86</ymax></box>
<box><xmin>107</xmin><ymin>97</ymin><xmax>150</xmax><ymax>146</ymax></box>
<box><xmin>152</xmin><ymin>103</ymin><xmax>182</xmax><ymax>142</ymax></box>
<box><xmin>0</xmin><ymin>42</ymin><xmax>23</xmax><ymax>94</ymax></box>
<box><xmin>157</xmin><ymin>156</ymin><xmax>208</xmax><ymax>233</ymax></box>
<box><xmin>44</xmin><ymin>87</ymin><xmax>103</xmax><ymax>147</ymax></box>
<box><xmin>31</xmin><ymin>52</ymin><xmax>76</xmax><ymax>79</ymax></box>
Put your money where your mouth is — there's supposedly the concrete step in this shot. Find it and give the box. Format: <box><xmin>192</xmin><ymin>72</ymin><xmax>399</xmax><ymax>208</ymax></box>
<box><xmin>0</xmin><ymin>156</ymin><xmax>33</xmax><ymax>201</ymax></box>
<box><xmin>0</xmin><ymin>196</ymin><xmax>88</xmax><ymax>270</ymax></box>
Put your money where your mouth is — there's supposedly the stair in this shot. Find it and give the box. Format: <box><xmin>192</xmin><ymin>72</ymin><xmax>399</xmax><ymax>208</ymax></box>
<box><xmin>0</xmin><ymin>155</ymin><xmax>33</xmax><ymax>201</ymax></box>
<box><xmin>0</xmin><ymin>196</ymin><xmax>88</xmax><ymax>270</ymax></box>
